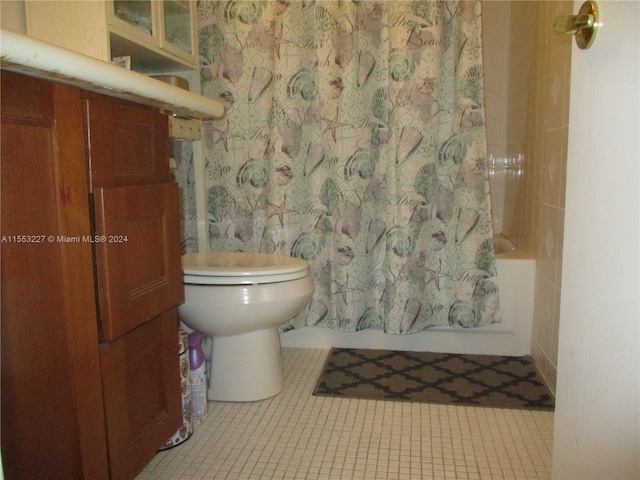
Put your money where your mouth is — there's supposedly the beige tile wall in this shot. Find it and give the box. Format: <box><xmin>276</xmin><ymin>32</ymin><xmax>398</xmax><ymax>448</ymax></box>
<box><xmin>526</xmin><ymin>1</ymin><xmax>572</xmax><ymax>395</ymax></box>
<box><xmin>484</xmin><ymin>1</ymin><xmax>572</xmax><ymax>395</ymax></box>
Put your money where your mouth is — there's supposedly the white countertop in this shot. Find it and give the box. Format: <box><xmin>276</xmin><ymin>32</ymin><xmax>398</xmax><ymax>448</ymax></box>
<box><xmin>0</xmin><ymin>28</ymin><xmax>225</xmax><ymax>120</ymax></box>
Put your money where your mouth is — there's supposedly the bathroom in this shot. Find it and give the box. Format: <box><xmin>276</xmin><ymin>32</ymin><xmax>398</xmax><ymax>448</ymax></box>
<box><xmin>165</xmin><ymin>1</ymin><xmax>636</xmax><ymax>478</ymax></box>
<box><xmin>0</xmin><ymin>1</ymin><xmax>637</xmax><ymax>479</ymax></box>
<box><xmin>173</xmin><ymin>0</ymin><xmax>562</xmax><ymax>391</ymax></box>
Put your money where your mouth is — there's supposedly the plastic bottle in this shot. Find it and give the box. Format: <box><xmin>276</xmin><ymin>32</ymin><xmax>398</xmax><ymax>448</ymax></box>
<box><xmin>188</xmin><ymin>332</ymin><xmax>208</xmax><ymax>418</ymax></box>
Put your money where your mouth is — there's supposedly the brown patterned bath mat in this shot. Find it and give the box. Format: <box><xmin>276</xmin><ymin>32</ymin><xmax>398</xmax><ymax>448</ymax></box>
<box><xmin>313</xmin><ymin>348</ymin><xmax>554</xmax><ymax>411</ymax></box>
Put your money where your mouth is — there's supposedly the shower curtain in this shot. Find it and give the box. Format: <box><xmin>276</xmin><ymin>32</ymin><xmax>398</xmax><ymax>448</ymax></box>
<box><xmin>195</xmin><ymin>0</ymin><xmax>500</xmax><ymax>333</ymax></box>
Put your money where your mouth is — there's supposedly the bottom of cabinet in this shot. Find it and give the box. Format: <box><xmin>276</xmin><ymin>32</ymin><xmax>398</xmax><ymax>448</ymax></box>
<box><xmin>100</xmin><ymin>308</ymin><xmax>182</xmax><ymax>480</ymax></box>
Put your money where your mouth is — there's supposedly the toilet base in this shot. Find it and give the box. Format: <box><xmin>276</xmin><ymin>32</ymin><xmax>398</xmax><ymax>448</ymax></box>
<box><xmin>208</xmin><ymin>328</ymin><xmax>284</xmax><ymax>401</ymax></box>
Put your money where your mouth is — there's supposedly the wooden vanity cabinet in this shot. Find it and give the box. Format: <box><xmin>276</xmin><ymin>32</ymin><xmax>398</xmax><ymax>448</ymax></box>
<box><xmin>1</xmin><ymin>71</ymin><xmax>184</xmax><ymax>480</ymax></box>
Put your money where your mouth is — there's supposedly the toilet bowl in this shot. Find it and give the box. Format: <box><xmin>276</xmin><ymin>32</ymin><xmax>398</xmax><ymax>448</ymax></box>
<box><xmin>179</xmin><ymin>252</ymin><xmax>314</xmax><ymax>402</ymax></box>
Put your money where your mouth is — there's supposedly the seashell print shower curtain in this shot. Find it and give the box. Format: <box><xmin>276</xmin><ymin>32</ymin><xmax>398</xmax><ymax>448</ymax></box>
<box><xmin>194</xmin><ymin>0</ymin><xmax>500</xmax><ymax>333</ymax></box>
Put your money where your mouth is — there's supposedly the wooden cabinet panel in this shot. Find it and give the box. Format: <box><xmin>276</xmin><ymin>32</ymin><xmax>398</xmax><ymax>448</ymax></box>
<box><xmin>100</xmin><ymin>308</ymin><xmax>182</xmax><ymax>480</ymax></box>
<box><xmin>93</xmin><ymin>183</ymin><xmax>184</xmax><ymax>341</ymax></box>
<box><xmin>84</xmin><ymin>93</ymin><xmax>171</xmax><ymax>188</ymax></box>
<box><xmin>2</xmin><ymin>71</ymin><xmax>185</xmax><ymax>479</ymax></box>
<box><xmin>1</xmin><ymin>72</ymin><xmax>109</xmax><ymax>480</ymax></box>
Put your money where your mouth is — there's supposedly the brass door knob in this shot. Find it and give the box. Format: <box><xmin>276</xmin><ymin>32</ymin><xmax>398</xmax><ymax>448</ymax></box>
<box><xmin>553</xmin><ymin>1</ymin><xmax>599</xmax><ymax>49</ymax></box>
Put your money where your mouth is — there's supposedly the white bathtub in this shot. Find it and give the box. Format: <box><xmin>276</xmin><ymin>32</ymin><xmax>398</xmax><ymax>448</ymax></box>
<box><xmin>280</xmin><ymin>235</ymin><xmax>535</xmax><ymax>356</ymax></box>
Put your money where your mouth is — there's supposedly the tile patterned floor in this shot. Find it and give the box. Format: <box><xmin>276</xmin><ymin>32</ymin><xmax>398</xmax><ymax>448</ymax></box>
<box><xmin>136</xmin><ymin>348</ymin><xmax>554</xmax><ymax>480</ymax></box>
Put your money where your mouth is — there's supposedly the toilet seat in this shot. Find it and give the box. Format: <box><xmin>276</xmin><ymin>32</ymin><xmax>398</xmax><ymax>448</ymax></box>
<box><xmin>182</xmin><ymin>252</ymin><xmax>311</xmax><ymax>285</ymax></box>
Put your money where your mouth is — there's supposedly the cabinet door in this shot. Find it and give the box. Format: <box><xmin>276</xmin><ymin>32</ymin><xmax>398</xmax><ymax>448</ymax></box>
<box><xmin>100</xmin><ymin>308</ymin><xmax>182</xmax><ymax>480</ymax></box>
<box><xmin>160</xmin><ymin>0</ymin><xmax>198</xmax><ymax>62</ymax></box>
<box><xmin>111</xmin><ymin>0</ymin><xmax>154</xmax><ymax>38</ymax></box>
<box><xmin>1</xmin><ymin>72</ymin><xmax>109</xmax><ymax>479</ymax></box>
<box><xmin>93</xmin><ymin>182</ymin><xmax>184</xmax><ymax>341</ymax></box>
<box><xmin>84</xmin><ymin>92</ymin><xmax>171</xmax><ymax>189</ymax></box>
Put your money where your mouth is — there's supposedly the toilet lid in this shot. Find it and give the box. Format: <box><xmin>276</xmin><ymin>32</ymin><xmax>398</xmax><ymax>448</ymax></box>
<box><xmin>182</xmin><ymin>252</ymin><xmax>311</xmax><ymax>285</ymax></box>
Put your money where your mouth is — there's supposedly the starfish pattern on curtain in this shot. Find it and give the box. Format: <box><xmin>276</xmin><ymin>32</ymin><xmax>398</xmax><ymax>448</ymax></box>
<box><xmin>192</xmin><ymin>0</ymin><xmax>500</xmax><ymax>333</ymax></box>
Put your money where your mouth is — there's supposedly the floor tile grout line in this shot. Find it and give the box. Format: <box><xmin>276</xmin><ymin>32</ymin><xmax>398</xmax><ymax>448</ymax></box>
<box><xmin>137</xmin><ymin>348</ymin><xmax>553</xmax><ymax>480</ymax></box>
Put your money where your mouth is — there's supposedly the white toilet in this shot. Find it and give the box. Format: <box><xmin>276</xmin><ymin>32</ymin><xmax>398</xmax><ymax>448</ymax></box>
<box><xmin>179</xmin><ymin>251</ymin><xmax>314</xmax><ymax>402</ymax></box>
